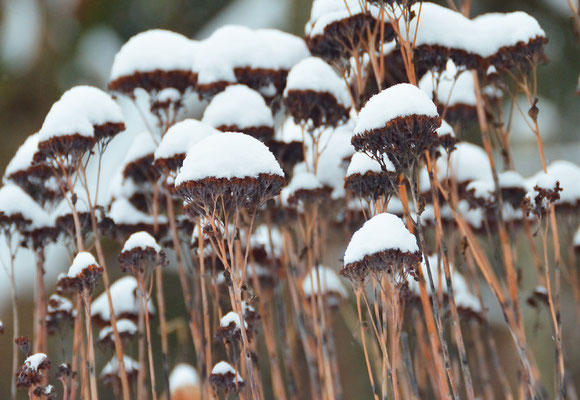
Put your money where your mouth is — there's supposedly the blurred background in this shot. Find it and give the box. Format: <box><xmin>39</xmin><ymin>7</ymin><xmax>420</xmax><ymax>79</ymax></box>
<box><xmin>0</xmin><ymin>0</ymin><xmax>578</xmax><ymax>398</ymax></box>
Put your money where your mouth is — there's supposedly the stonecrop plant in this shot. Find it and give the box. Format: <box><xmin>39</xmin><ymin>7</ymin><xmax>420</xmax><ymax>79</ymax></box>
<box><xmin>1</xmin><ymin>0</ymin><xmax>579</xmax><ymax>399</ymax></box>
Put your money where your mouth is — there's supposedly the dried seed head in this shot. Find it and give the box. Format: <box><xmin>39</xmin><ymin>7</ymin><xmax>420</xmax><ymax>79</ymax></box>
<box><xmin>341</xmin><ymin>213</ymin><xmax>420</xmax><ymax>283</ymax></box>
<box><xmin>100</xmin><ymin>355</ymin><xmax>140</xmax><ymax>388</ymax></box>
<box><xmin>215</xmin><ymin>311</ymin><xmax>249</xmax><ymax>343</ymax></box>
<box><xmin>17</xmin><ymin>353</ymin><xmax>51</xmax><ymax>389</ymax></box>
<box><xmin>15</xmin><ymin>336</ymin><xmax>32</xmax><ymax>356</ymax></box>
<box><xmin>174</xmin><ymin>132</ymin><xmax>285</xmax><ymax>216</ymax></box>
<box><xmin>283</xmin><ymin>57</ymin><xmax>351</xmax><ymax>128</ymax></box>
<box><xmin>119</xmin><ymin>231</ymin><xmax>166</xmax><ymax>275</ymax></box>
<box><xmin>66</xmin><ymin>252</ymin><xmax>103</xmax><ymax>294</ymax></box>
<box><xmin>305</xmin><ymin>1</ymin><xmax>394</xmax><ymax>61</ymax></box>
<box><xmin>209</xmin><ymin>361</ymin><xmax>244</xmax><ymax>394</ymax></box>
<box><xmin>352</xmin><ymin>84</ymin><xmax>441</xmax><ymax>173</ymax></box>
<box><xmin>345</xmin><ymin>152</ymin><xmax>397</xmax><ymax>201</ymax></box>
<box><xmin>109</xmin><ymin>29</ymin><xmax>197</xmax><ymax>96</ymax></box>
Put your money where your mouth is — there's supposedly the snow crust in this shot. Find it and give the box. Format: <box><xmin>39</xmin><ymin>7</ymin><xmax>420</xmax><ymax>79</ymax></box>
<box><xmin>170</xmin><ymin>364</ymin><xmax>200</xmax><ymax>391</ymax></box>
<box><xmin>110</xmin><ymin>29</ymin><xmax>196</xmax><ymax>81</ymax></box>
<box><xmin>122</xmin><ymin>231</ymin><xmax>161</xmax><ymax>253</ymax></box>
<box><xmin>354</xmin><ymin>83</ymin><xmax>439</xmax><ymax>134</ymax></box>
<box><xmin>284</xmin><ymin>57</ymin><xmax>351</xmax><ymax>108</ymax></box>
<box><xmin>343</xmin><ymin>213</ymin><xmax>419</xmax><ymax>265</ymax></box>
<box><xmin>202</xmin><ymin>85</ymin><xmax>273</xmax><ymax>129</ymax></box>
<box><xmin>155</xmin><ymin>119</ymin><xmax>219</xmax><ymax>161</ymax></box>
<box><xmin>175</xmin><ymin>132</ymin><xmax>283</xmax><ymax>184</ymax></box>
<box><xmin>302</xmin><ymin>266</ymin><xmax>348</xmax><ymax>298</ymax></box>
<box><xmin>436</xmin><ymin>120</ymin><xmax>455</xmax><ymax>138</ymax></box>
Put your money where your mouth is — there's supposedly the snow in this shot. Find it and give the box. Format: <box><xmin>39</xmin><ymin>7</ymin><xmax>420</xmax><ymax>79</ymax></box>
<box><xmin>194</xmin><ymin>25</ymin><xmax>308</xmax><ymax>86</ymax></box>
<box><xmin>314</xmin><ymin>125</ymin><xmax>355</xmax><ymax>199</ymax></box>
<box><xmin>170</xmin><ymin>364</ymin><xmax>200</xmax><ymax>391</ymax></box>
<box><xmin>466</xmin><ymin>179</ymin><xmax>495</xmax><ymax>201</ymax></box>
<box><xmin>436</xmin><ymin>120</ymin><xmax>455</xmax><ymax>138</ymax></box>
<box><xmin>175</xmin><ymin>132</ymin><xmax>284</xmax><ymax>184</ymax></box>
<box><xmin>284</xmin><ymin>57</ymin><xmax>351</xmax><ymax>108</ymax></box>
<box><xmin>346</xmin><ymin>152</ymin><xmax>394</xmax><ymax>177</ymax></box>
<box><xmin>574</xmin><ymin>226</ymin><xmax>580</xmax><ymax>247</ymax></box>
<box><xmin>454</xmin><ymin>291</ymin><xmax>482</xmax><ymax>313</ymax></box>
<box><xmin>438</xmin><ymin>142</ymin><xmax>492</xmax><ymax>184</ymax></box>
<box><xmin>108</xmin><ymin>198</ymin><xmax>166</xmax><ymax>226</ymax></box>
<box><xmin>121</xmin><ymin>231</ymin><xmax>161</xmax><ymax>253</ymax></box>
<box><xmin>98</xmin><ymin>319</ymin><xmax>137</xmax><ymax>341</ymax></box>
<box><xmin>122</xmin><ymin>132</ymin><xmax>157</xmax><ymax>165</ymax></box>
<box><xmin>59</xmin><ymin>86</ymin><xmax>124</xmax><ymax>126</ymax></box>
<box><xmin>419</xmin><ymin>60</ymin><xmax>476</xmax><ymax>107</ymax></box>
<box><xmin>534</xmin><ymin>173</ymin><xmax>558</xmax><ymax>190</ymax></box>
<box><xmin>302</xmin><ymin>266</ymin><xmax>348</xmax><ymax>298</ymax></box>
<box><xmin>250</xmin><ymin>224</ymin><xmax>284</xmax><ymax>258</ymax></box>
<box><xmin>110</xmin><ymin>29</ymin><xmax>196</xmax><ymax>81</ymax></box>
<box><xmin>91</xmin><ymin>276</ymin><xmax>155</xmax><ymax>322</ymax></box>
<box><xmin>220</xmin><ymin>311</ymin><xmax>247</xmax><ymax>329</ymax></box>
<box><xmin>354</xmin><ymin>83</ymin><xmax>439</xmax><ymax>134</ymax></box>
<box><xmin>0</xmin><ymin>184</ymin><xmax>53</xmax><ymax>229</ymax></box>
<box><xmin>101</xmin><ymin>355</ymin><xmax>139</xmax><ymax>377</ymax></box>
<box><xmin>67</xmin><ymin>252</ymin><xmax>100</xmax><ymax>278</ymax></box>
<box><xmin>343</xmin><ymin>213</ymin><xmax>419</xmax><ymax>265</ymax></box>
<box><xmin>4</xmin><ymin>133</ymin><xmax>40</xmax><ymax>178</ymax></box>
<box><xmin>211</xmin><ymin>361</ymin><xmax>243</xmax><ymax>382</ymax></box>
<box><xmin>24</xmin><ymin>353</ymin><xmax>48</xmax><ymax>371</ymax></box>
<box><xmin>154</xmin><ymin>119</ymin><xmax>218</xmax><ymax>162</ymax></box>
<box><xmin>406</xmin><ymin>3</ymin><xmax>545</xmax><ymax>58</ymax></box>
<box><xmin>202</xmin><ymin>85</ymin><xmax>274</xmax><ymax>129</ymax></box>
<box><xmin>281</xmin><ymin>170</ymin><xmax>324</xmax><ymax>204</ymax></box>
<box><xmin>47</xmin><ymin>294</ymin><xmax>73</xmax><ymax>314</ymax></box>
<box><xmin>38</xmin><ymin>99</ymin><xmax>94</xmax><ymax>141</ymax></box>
<box><xmin>306</xmin><ymin>0</ymin><xmax>381</xmax><ymax>37</ymax></box>
<box><xmin>457</xmin><ymin>200</ymin><xmax>484</xmax><ymax>229</ymax></box>
<box><xmin>545</xmin><ymin>161</ymin><xmax>580</xmax><ymax>205</ymax></box>
<box><xmin>498</xmin><ymin>170</ymin><xmax>525</xmax><ymax>189</ymax></box>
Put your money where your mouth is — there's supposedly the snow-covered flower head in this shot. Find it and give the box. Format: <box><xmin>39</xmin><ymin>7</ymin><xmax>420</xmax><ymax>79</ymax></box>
<box><xmin>202</xmin><ymin>85</ymin><xmax>275</xmax><ymax>142</ymax></box>
<box><xmin>209</xmin><ymin>361</ymin><xmax>244</xmax><ymax>394</ymax></box>
<box><xmin>118</xmin><ymin>231</ymin><xmax>166</xmax><ymax>275</ymax></box>
<box><xmin>341</xmin><ymin>212</ymin><xmax>420</xmax><ymax>282</ymax></box>
<box><xmin>283</xmin><ymin>57</ymin><xmax>351</xmax><ymax>128</ymax></box>
<box><xmin>352</xmin><ymin>83</ymin><xmax>441</xmax><ymax>173</ymax></box>
<box><xmin>66</xmin><ymin>252</ymin><xmax>103</xmax><ymax>293</ymax></box>
<box><xmin>174</xmin><ymin>132</ymin><xmax>284</xmax><ymax>216</ymax></box>
<box><xmin>109</xmin><ymin>29</ymin><xmax>197</xmax><ymax>95</ymax></box>
<box><xmin>305</xmin><ymin>0</ymin><xmax>393</xmax><ymax>61</ymax></box>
